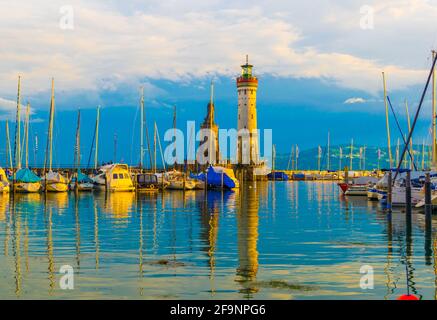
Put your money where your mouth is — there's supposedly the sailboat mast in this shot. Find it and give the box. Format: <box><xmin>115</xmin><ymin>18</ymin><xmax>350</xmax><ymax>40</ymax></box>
<box><xmin>382</xmin><ymin>72</ymin><xmax>393</xmax><ymax>167</ymax></box>
<box><xmin>432</xmin><ymin>50</ymin><xmax>437</xmax><ymax>168</ymax></box>
<box><xmin>74</xmin><ymin>110</ymin><xmax>81</xmax><ymax>169</ymax></box>
<box><xmin>317</xmin><ymin>146</ymin><xmax>321</xmax><ymax>171</ymax></box>
<box><xmin>6</xmin><ymin>121</ymin><xmax>12</xmax><ymax>169</ymax></box>
<box><xmin>339</xmin><ymin>146</ymin><xmax>342</xmax><ymax>170</ymax></box>
<box><xmin>272</xmin><ymin>144</ymin><xmax>276</xmax><ymax>172</ymax></box>
<box><xmin>154</xmin><ymin>122</ymin><xmax>157</xmax><ymax>173</ymax></box>
<box><xmin>210</xmin><ymin>80</ymin><xmax>214</xmax><ymax>164</ymax></box>
<box><xmin>25</xmin><ymin>103</ymin><xmax>30</xmax><ymax>168</ymax></box>
<box><xmin>14</xmin><ymin>75</ymin><xmax>22</xmax><ymax>171</ymax></box>
<box><xmin>295</xmin><ymin>145</ymin><xmax>299</xmax><ymax>170</ymax></box>
<box><xmin>405</xmin><ymin>99</ymin><xmax>414</xmax><ymax>170</ymax></box>
<box><xmin>422</xmin><ymin>139</ymin><xmax>426</xmax><ymax>170</ymax></box>
<box><xmin>48</xmin><ymin>78</ymin><xmax>55</xmax><ymax>171</ymax></box>
<box><xmin>155</xmin><ymin>122</ymin><xmax>166</xmax><ymax>172</ymax></box>
<box><xmin>94</xmin><ymin>106</ymin><xmax>100</xmax><ymax>169</ymax></box>
<box><xmin>327</xmin><ymin>131</ymin><xmax>330</xmax><ymax>170</ymax></box>
<box><xmin>140</xmin><ymin>87</ymin><xmax>144</xmax><ymax>169</ymax></box>
<box><xmin>349</xmin><ymin>138</ymin><xmax>353</xmax><ymax>170</ymax></box>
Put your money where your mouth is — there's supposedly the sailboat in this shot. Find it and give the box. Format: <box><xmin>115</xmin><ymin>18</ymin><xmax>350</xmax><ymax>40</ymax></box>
<box><xmin>15</xmin><ymin>102</ymin><xmax>42</xmax><ymax>193</ymax></box>
<box><xmin>42</xmin><ymin>78</ymin><xmax>69</xmax><ymax>192</ymax></box>
<box><xmin>69</xmin><ymin>110</ymin><xmax>93</xmax><ymax>191</ymax></box>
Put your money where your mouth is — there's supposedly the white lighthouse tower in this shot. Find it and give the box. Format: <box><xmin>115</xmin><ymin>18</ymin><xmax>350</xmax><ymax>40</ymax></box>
<box><xmin>237</xmin><ymin>55</ymin><xmax>259</xmax><ymax>165</ymax></box>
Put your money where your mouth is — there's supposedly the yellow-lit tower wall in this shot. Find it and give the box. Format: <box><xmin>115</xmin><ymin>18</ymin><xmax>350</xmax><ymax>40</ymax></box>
<box><xmin>237</xmin><ymin>56</ymin><xmax>259</xmax><ymax>165</ymax></box>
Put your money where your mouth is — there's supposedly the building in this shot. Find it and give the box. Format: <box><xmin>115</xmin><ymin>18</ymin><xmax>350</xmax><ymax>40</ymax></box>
<box><xmin>199</xmin><ymin>82</ymin><xmax>220</xmax><ymax>163</ymax></box>
<box><xmin>237</xmin><ymin>55</ymin><xmax>260</xmax><ymax>165</ymax></box>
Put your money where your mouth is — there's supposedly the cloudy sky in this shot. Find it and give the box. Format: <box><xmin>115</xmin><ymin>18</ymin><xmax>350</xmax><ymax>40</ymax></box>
<box><xmin>1</xmin><ymin>0</ymin><xmax>437</xmax><ymax>164</ymax></box>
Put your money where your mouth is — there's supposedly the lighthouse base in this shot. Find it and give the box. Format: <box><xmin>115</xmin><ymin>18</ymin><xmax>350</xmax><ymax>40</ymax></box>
<box><xmin>234</xmin><ymin>163</ymin><xmax>271</xmax><ymax>182</ymax></box>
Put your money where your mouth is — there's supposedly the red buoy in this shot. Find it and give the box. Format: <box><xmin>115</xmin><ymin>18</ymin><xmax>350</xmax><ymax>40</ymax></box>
<box><xmin>397</xmin><ymin>294</ymin><xmax>419</xmax><ymax>300</ymax></box>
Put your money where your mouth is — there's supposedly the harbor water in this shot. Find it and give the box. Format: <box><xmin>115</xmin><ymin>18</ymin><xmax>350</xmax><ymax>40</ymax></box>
<box><xmin>1</xmin><ymin>181</ymin><xmax>437</xmax><ymax>299</ymax></box>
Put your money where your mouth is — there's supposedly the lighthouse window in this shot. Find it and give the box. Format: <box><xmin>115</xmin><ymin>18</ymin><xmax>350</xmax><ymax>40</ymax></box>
<box><xmin>244</xmin><ymin>89</ymin><xmax>247</xmax><ymax>94</ymax></box>
<box><xmin>251</xmin><ymin>114</ymin><xmax>253</xmax><ymax>119</ymax></box>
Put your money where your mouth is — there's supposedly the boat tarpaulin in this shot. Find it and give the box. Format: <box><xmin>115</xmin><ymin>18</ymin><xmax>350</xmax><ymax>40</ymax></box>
<box><xmin>77</xmin><ymin>170</ymin><xmax>93</xmax><ymax>183</ymax></box>
<box><xmin>15</xmin><ymin>168</ymin><xmax>41</xmax><ymax>183</ymax></box>
<box><xmin>44</xmin><ymin>171</ymin><xmax>68</xmax><ymax>183</ymax></box>
<box><xmin>267</xmin><ymin>171</ymin><xmax>289</xmax><ymax>180</ymax></box>
<box><xmin>193</xmin><ymin>166</ymin><xmax>239</xmax><ymax>189</ymax></box>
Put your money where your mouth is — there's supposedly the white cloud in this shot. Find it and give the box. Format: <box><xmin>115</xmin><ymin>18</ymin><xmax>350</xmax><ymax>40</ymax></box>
<box><xmin>0</xmin><ymin>0</ymin><xmax>436</xmax><ymax>101</ymax></box>
<box><xmin>0</xmin><ymin>97</ymin><xmax>36</xmax><ymax>121</ymax></box>
<box><xmin>344</xmin><ymin>97</ymin><xmax>366</xmax><ymax>104</ymax></box>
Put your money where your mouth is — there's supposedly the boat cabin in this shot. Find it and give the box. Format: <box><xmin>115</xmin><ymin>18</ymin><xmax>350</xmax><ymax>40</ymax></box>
<box><xmin>136</xmin><ymin>173</ymin><xmax>160</xmax><ymax>191</ymax></box>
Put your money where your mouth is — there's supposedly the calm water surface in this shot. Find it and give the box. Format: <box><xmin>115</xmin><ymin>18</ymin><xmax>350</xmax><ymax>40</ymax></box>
<box><xmin>1</xmin><ymin>181</ymin><xmax>437</xmax><ymax>299</ymax></box>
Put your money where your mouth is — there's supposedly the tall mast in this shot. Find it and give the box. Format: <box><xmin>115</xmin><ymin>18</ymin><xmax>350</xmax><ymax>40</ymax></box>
<box><xmin>327</xmin><ymin>131</ymin><xmax>330</xmax><ymax>170</ymax></box>
<box><xmin>210</xmin><ymin>80</ymin><xmax>214</xmax><ymax>164</ymax></box>
<box><xmin>339</xmin><ymin>146</ymin><xmax>342</xmax><ymax>170</ymax></box>
<box><xmin>6</xmin><ymin>121</ymin><xmax>12</xmax><ymax>169</ymax></box>
<box><xmin>14</xmin><ymin>75</ymin><xmax>22</xmax><ymax>170</ymax></box>
<box><xmin>113</xmin><ymin>133</ymin><xmax>117</xmax><ymax>163</ymax></box>
<box><xmin>94</xmin><ymin>106</ymin><xmax>100</xmax><ymax>169</ymax></box>
<box><xmin>140</xmin><ymin>87</ymin><xmax>144</xmax><ymax>169</ymax></box>
<box><xmin>405</xmin><ymin>99</ymin><xmax>414</xmax><ymax>169</ymax></box>
<box><xmin>317</xmin><ymin>146</ymin><xmax>321</xmax><ymax>171</ymax></box>
<box><xmin>155</xmin><ymin>122</ymin><xmax>166</xmax><ymax>172</ymax></box>
<box><xmin>74</xmin><ymin>110</ymin><xmax>81</xmax><ymax>169</ymax></box>
<box><xmin>396</xmin><ymin>138</ymin><xmax>400</xmax><ymax>167</ymax></box>
<box><xmin>382</xmin><ymin>72</ymin><xmax>393</xmax><ymax>167</ymax></box>
<box><xmin>48</xmin><ymin>78</ymin><xmax>55</xmax><ymax>171</ymax></box>
<box><xmin>173</xmin><ymin>105</ymin><xmax>177</xmax><ymax>166</ymax></box>
<box><xmin>422</xmin><ymin>139</ymin><xmax>426</xmax><ymax>170</ymax></box>
<box><xmin>25</xmin><ymin>102</ymin><xmax>30</xmax><ymax>168</ymax></box>
<box><xmin>349</xmin><ymin>138</ymin><xmax>353</xmax><ymax>170</ymax></box>
<box><xmin>272</xmin><ymin>144</ymin><xmax>276</xmax><ymax>172</ymax></box>
<box><xmin>432</xmin><ymin>50</ymin><xmax>437</xmax><ymax>168</ymax></box>
<box><xmin>295</xmin><ymin>145</ymin><xmax>299</xmax><ymax>170</ymax></box>
<box><xmin>153</xmin><ymin>122</ymin><xmax>157</xmax><ymax>173</ymax></box>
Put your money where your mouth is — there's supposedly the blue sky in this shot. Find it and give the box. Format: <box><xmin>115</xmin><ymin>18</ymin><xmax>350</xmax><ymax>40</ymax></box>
<box><xmin>1</xmin><ymin>0</ymin><xmax>437</xmax><ymax>165</ymax></box>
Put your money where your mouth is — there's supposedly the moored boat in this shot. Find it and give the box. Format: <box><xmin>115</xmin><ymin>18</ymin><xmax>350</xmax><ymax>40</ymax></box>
<box><xmin>193</xmin><ymin>166</ymin><xmax>239</xmax><ymax>189</ymax></box>
<box><xmin>0</xmin><ymin>168</ymin><xmax>10</xmax><ymax>193</ymax></box>
<box><xmin>43</xmin><ymin>170</ymin><xmax>69</xmax><ymax>192</ymax></box>
<box><xmin>92</xmin><ymin>163</ymin><xmax>135</xmax><ymax>192</ymax></box>
<box><xmin>135</xmin><ymin>173</ymin><xmax>161</xmax><ymax>192</ymax></box>
<box><xmin>14</xmin><ymin>168</ymin><xmax>41</xmax><ymax>193</ymax></box>
<box><xmin>70</xmin><ymin>170</ymin><xmax>94</xmax><ymax>191</ymax></box>
<box><xmin>339</xmin><ymin>176</ymin><xmax>379</xmax><ymax>196</ymax></box>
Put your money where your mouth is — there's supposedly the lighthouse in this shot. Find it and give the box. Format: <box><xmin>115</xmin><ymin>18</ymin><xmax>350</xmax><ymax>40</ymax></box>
<box><xmin>237</xmin><ymin>55</ymin><xmax>259</xmax><ymax>165</ymax></box>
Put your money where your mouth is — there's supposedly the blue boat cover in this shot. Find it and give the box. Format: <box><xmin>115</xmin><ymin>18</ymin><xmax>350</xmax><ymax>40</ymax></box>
<box><xmin>71</xmin><ymin>170</ymin><xmax>93</xmax><ymax>183</ymax></box>
<box><xmin>267</xmin><ymin>171</ymin><xmax>289</xmax><ymax>180</ymax></box>
<box><xmin>15</xmin><ymin>168</ymin><xmax>41</xmax><ymax>183</ymax></box>
<box><xmin>191</xmin><ymin>166</ymin><xmax>238</xmax><ymax>189</ymax></box>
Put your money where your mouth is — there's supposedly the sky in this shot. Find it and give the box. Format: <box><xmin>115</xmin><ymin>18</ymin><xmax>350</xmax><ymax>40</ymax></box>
<box><xmin>1</xmin><ymin>0</ymin><xmax>437</xmax><ymax>166</ymax></box>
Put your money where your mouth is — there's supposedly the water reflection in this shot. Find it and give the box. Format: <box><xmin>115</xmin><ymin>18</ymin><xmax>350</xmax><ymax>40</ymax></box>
<box><xmin>100</xmin><ymin>192</ymin><xmax>135</xmax><ymax>219</ymax></box>
<box><xmin>236</xmin><ymin>183</ymin><xmax>259</xmax><ymax>297</ymax></box>
<box><xmin>1</xmin><ymin>182</ymin><xmax>437</xmax><ymax>299</ymax></box>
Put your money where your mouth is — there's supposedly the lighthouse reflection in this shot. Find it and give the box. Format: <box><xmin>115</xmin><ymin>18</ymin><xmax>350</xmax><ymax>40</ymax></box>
<box><xmin>236</xmin><ymin>183</ymin><xmax>259</xmax><ymax>297</ymax></box>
